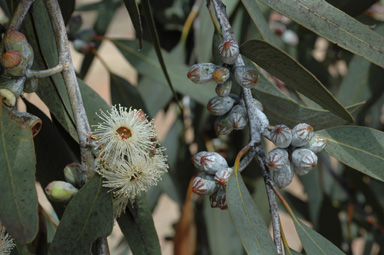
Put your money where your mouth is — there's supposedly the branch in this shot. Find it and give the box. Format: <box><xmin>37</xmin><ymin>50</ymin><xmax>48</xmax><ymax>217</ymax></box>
<box><xmin>210</xmin><ymin>1</ymin><xmax>282</xmax><ymax>254</ymax></box>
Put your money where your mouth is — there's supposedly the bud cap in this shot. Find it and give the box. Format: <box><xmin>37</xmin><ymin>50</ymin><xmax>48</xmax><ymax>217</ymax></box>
<box><xmin>234</xmin><ymin>66</ymin><xmax>259</xmax><ymax>89</ymax></box>
<box><xmin>207</xmin><ymin>96</ymin><xmax>236</xmax><ymax>116</ymax></box>
<box><xmin>214</xmin><ymin>116</ymin><xmax>233</xmax><ymax>136</ymax></box>
<box><xmin>266</xmin><ymin>148</ymin><xmax>289</xmax><ymax>171</ymax></box>
<box><xmin>212</xmin><ymin>67</ymin><xmax>230</xmax><ymax>84</ymax></box>
<box><xmin>270</xmin><ymin>125</ymin><xmax>292</xmax><ymax>148</ymax></box>
<box><xmin>227</xmin><ymin>104</ymin><xmax>248</xmax><ymax>130</ymax></box>
<box><xmin>192</xmin><ymin>151</ymin><xmax>228</xmax><ymax>174</ymax></box>
<box><xmin>192</xmin><ymin>173</ymin><xmax>218</xmax><ymax>195</ymax></box>
<box><xmin>303</xmin><ymin>133</ymin><xmax>328</xmax><ymax>153</ymax></box>
<box><xmin>291</xmin><ymin>123</ymin><xmax>314</xmax><ymax>147</ymax></box>
<box><xmin>45</xmin><ymin>181</ymin><xmax>79</xmax><ymax>203</ymax></box>
<box><xmin>187</xmin><ymin>63</ymin><xmax>217</xmax><ymax>84</ymax></box>
<box><xmin>273</xmin><ymin>164</ymin><xmax>294</xmax><ymax>188</ymax></box>
<box><xmin>218</xmin><ymin>40</ymin><xmax>239</xmax><ymax>65</ymax></box>
<box><xmin>214</xmin><ymin>167</ymin><xmax>233</xmax><ymax>186</ymax></box>
<box><xmin>291</xmin><ymin>148</ymin><xmax>318</xmax><ymax>175</ymax></box>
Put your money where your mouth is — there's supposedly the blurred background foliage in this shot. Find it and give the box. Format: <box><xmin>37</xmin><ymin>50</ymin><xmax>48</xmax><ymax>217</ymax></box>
<box><xmin>1</xmin><ymin>0</ymin><xmax>384</xmax><ymax>254</ymax></box>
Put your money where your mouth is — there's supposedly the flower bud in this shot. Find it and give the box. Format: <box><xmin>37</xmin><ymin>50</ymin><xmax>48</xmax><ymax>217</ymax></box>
<box><xmin>291</xmin><ymin>123</ymin><xmax>314</xmax><ymax>147</ymax></box>
<box><xmin>270</xmin><ymin>125</ymin><xmax>292</xmax><ymax>148</ymax></box>
<box><xmin>64</xmin><ymin>163</ymin><xmax>82</xmax><ymax>188</ymax></box>
<box><xmin>207</xmin><ymin>96</ymin><xmax>236</xmax><ymax>116</ymax></box>
<box><xmin>192</xmin><ymin>173</ymin><xmax>218</xmax><ymax>196</ymax></box>
<box><xmin>1</xmin><ymin>50</ymin><xmax>29</xmax><ymax>76</ymax></box>
<box><xmin>209</xmin><ymin>192</ymin><xmax>219</xmax><ymax>208</ymax></box>
<box><xmin>192</xmin><ymin>151</ymin><xmax>229</xmax><ymax>174</ymax></box>
<box><xmin>187</xmin><ymin>63</ymin><xmax>216</xmax><ymax>84</ymax></box>
<box><xmin>23</xmin><ymin>78</ymin><xmax>38</xmax><ymax>93</ymax></box>
<box><xmin>215</xmin><ymin>79</ymin><xmax>232</xmax><ymax>97</ymax></box>
<box><xmin>234</xmin><ymin>66</ymin><xmax>259</xmax><ymax>88</ymax></box>
<box><xmin>0</xmin><ymin>77</ymin><xmax>25</xmax><ymax>106</ymax></box>
<box><xmin>227</xmin><ymin>104</ymin><xmax>248</xmax><ymax>130</ymax></box>
<box><xmin>45</xmin><ymin>181</ymin><xmax>79</xmax><ymax>203</ymax></box>
<box><xmin>303</xmin><ymin>133</ymin><xmax>328</xmax><ymax>153</ymax></box>
<box><xmin>212</xmin><ymin>66</ymin><xmax>230</xmax><ymax>84</ymax></box>
<box><xmin>273</xmin><ymin>164</ymin><xmax>294</xmax><ymax>188</ymax></box>
<box><xmin>3</xmin><ymin>30</ymin><xmax>34</xmax><ymax>68</ymax></box>
<box><xmin>255</xmin><ymin>108</ymin><xmax>269</xmax><ymax>131</ymax></box>
<box><xmin>218</xmin><ymin>40</ymin><xmax>239</xmax><ymax>65</ymax></box>
<box><xmin>291</xmin><ymin>148</ymin><xmax>317</xmax><ymax>176</ymax></box>
<box><xmin>214</xmin><ymin>167</ymin><xmax>233</xmax><ymax>186</ymax></box>
<box><xmin>216</xmin><ymin>188</ymin><xmax>227</xmax><ymax>210</ymax></box>
<box><xmin>266</xmin><ymin>148</ymin><xmax>289</xmax><ymax>171</ymax></box>
<box><xmin>214</xmin><ymin>116</ymin><xmax>233</xmax><ymax>136</ymax></box>
<box><xmin>73</xmin><ymin>39</ymin><xmax>95</xmax><ymax>54</ymax></box>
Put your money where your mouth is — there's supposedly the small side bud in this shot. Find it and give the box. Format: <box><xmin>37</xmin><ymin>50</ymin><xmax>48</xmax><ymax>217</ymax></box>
<box><xmin>214</xmin><ymin>167</ymin><xmax>233</xmax><ymax>186</ymax></box>
<box><xmin>303</xmin><ymin>133</ymin><xmax>328</xmax><ymax>153</ymax></box>
<box><xmin>291</xmin><ymin>148</ymin><xmax>318</xmax><ymax>176</ymax></box>
<box><xmin>212</xmin><ymin>66</ymin><xmax>230</xmax><ymax>84</ymax></box>
<box><xmin>270</xmin><ymin>125</ymin><xmax>292</xmax><ymax>148</ymax></box>
<box><xmin>255</xmin><ymin>108</ymin><xmax>269</xmax><ymax>132</ymax></box>
<box><xmin>234</xmin><ymin>66</ymin><xmax>259</xmax><ymax>89</ymax></box>
<box><xmin>187</xmin><ymin>63</ymin><xmax>217</xmax><ymax>84</ymax></box>
<box><xmin>207</xmin><ymin>96</ymin><xmax>236</xmax><ymax>116</ymax></box>
<box><xmin>64</xmin><ymin>163</ymin><xmax>82</xmax><ymax>188</ymax></box>
<box><xmin>214</xmin><ymin>116</ymin><xmax>233</xmax><ymax>136</ymax></box>
<box><xmin>291</xmin><ymin>123</ymin><xmax>314</xmax><ymax>147</ymax></box>
<box><xmin>209</xmin><ymin>192</ymin><xmax>218</xmax><ymax>208</ymax></box>
<box><xmin>215</xmin><ymin>79</ymin><xmax>232</xmax><ymax>97</ymax></box>
<box><xmin>216</xmin><ymin>188</ymin><xmax>227</xmax><ymax>210</ymax></box>
<box><xmin>192</xmin><ymin>151</ymin><xmax>228</xmax><ymax>174</ymax></box>
<box><xmin>192</xmin><ymin>173</ymin><xmax>218</xmax><ymax>196</ymax></box>
<box><xmin>273</xmin><ymin>164</ymin><xmax>294</xmax><ymax>188</ymax></box>
<box><xmin>218</xmin><ymin>40</ymin><xmax>239</xmax><ymax>65</ymax></box>
<box><xmin>227</xmin><ymin>104</ymin><xmax>248</xmax><ymax>130</ymax></box>
<box><xmin>45</xmin><ymin>181</ymin><xmax>79</xmax><ymax>203</ymax></box>
<box><xmin>266</xmin><ymin>148</ymin><xmax>289</xmax><ymax>171</ymax></box>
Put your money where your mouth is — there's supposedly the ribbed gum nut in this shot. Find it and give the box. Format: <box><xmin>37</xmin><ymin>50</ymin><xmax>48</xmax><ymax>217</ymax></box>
<box><xmin>4</xmin><ymin>29</ymin><xmax>26</xmax><ymax>45</ymax></box>
<box><xmin>207</xmin><ymin>96</ymin><xmax>236</xmax><ymax>116</ymax></box>
<box><xmin>64</xmin><ymin>163</ymin><xmax>82</xmax><ymax>188</ymax></box>
<box><xmin>255</xmin><ymin>108</ymin><xmax>269</xmax><ymax>131</ymax></box>
<box><xmin>303</xmin><ymin>133</ymin><xmax>328</xmax><ymax>153</ymax></box>
<box><xmin>45</xmin><ymin>181</ymin><xmax>79</xmax><ymax>203</ymax></box>
<box><xmin>227</xmin><ymin>105</ymin><xmax>248</xmax><ymax>130</ymax></box>
<box><xmin>4</xmin><ymin>30</ymin><xmax>34</xmax><ymax>68</ymax></box>
<box><xmin>266</xmin><ymin>148</ymin><xmax>289</xmax><ymax>171</ymax></box>
<box><xmin>273</xmin><ymin>164</ymin><xmax>294</xmax><ymax>189</ymax></box>
<box><xmin>240</xmin><ymin>97</ymin><xmax>264</xmax><ymax>111</ymax></box>
<box><xmin>216</xmin><ymin>188</ymin><xmax>227</xmax><ymax>210</ymax></box>
<box><xmin>192</xmin><ymin>173</ymin><xmax>218</xmax><ymax>195</ymax></box>
<box><xmin>214</xmin><ymin>116</ymin><xmax>233</xmax><ymax>136</ymax></box>
<box><xmin>12</xmin><ymin>110</ymin><xmax>42</xmax><ymax>137</ymax></box>
<box><xmin>214</xmin><ymin>167</ymin><xmax>233</xmax><ymax>186</ymax></box>
<box><xmin>212</xmin><ymin>67</ymin><xmax>230</xmax><ymax>84</ymax></box>
<box><xmin>187</xmin><ymin>63</ymin><xmax>216</xmax><ymax>84</ymax></box>
<box><xmin>191</xmin><ymin>151</ymin><xmax>229</xmax><ymax>174</ymax></box>
<box><xmin>215</xmin><ymin>79</ymin><xmax>232</xmax><ymax>97</ymax></box>
<box><xmin>0</xmin><ymin>77</ymin><xmax>25</xmax><ymax>106</ymax></box>
<box><xmin>270</xmin><ymin>125</ymin><xmax>292</xmax><ymax>148</ymax></box>
<box><xmin>291</xmin><ymin>148</ymin><xmax>318</xmax><ymax>176</ymax></box>
<box><xmin>291</xmin><ymin>123</ymin><xmax>314</xmax><ymax>147</ymax></box>
<box><xmin>23</xmin><ymin>78</ymin><xmax>38</xmax><ymax>93</ymax></box>
<box><xmin>218</xmin><ymin>40</ymin><xmax>239</xmax><ymax>65</ymax></box>
<box><xmin>234</xmin><ymin>66</ymin><xmax>259</xmax><ymax>89</ymax></box>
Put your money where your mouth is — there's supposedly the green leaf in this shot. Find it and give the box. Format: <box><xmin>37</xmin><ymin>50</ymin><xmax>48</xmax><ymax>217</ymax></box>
<box><xmin>123</xmin><ymin>0</ymin><xmax>143</xmax><ymax>49</ymax></box>
<box><xmin>241</xmin><ymin>39</ymin><xmax>353</xmax><ymax>122</ymax></box>
<box><xmin>317</xmin><ymin>195</ymin><xmax>342</xmax><ymax>247</ymax></box>
<box><xmin>117</xmin><ymin>194</ymin><xmax>161</xmax><ymax>255</ymax></box>
<box><xmin>0</xmin><ymin>104</ymin><xmax>38</xmax><ymax>243</ymax></box>
<box><xmin>317</xmin><ymin>126</ymin><xmax>384</xmax><ymax>182</ymax></box>
<box><xmin>112</xmin><ymin>39</ymin><xmax>216</xmax><ymax>105</ymax></box>
<box><xmin>48</xmin><ymin>175</ymin><xmax>113</xmax><ymax>255</ymax></box>
<box><xmin>255</xmin><ymin>0</ymin><xmax>384</xmax><ymax>68</ymax></box>
<box><xmin>58</xmin><ymin>0</ymin><xmax>75</xmax><ymax>24</ymax></box>
<box><xmin>227</xmin><ymin>172</ymin><xmax>277</xmax><ymax>254</ymax></box>
<box><xmin>252</xmin><ymin>89</ymin><xmax>363</xmax><ymax>130</ymax></box>
<box><xmin>326</xmin><ymin>0</ymin><xmax>377</xmax><ymax>16</ymax></box>
<box><xmin>110</xmin><ymin>73</ymin><xmax>148</xmax><ymax>114</ymax></box>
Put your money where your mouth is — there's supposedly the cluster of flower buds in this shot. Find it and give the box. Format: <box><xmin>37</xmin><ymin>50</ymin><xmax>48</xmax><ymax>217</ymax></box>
<box><xmin>266</xmin><ymin>123</ymin><xmax>328</xmax><ymax>188</ymax></box>
<box><xmin>0</xmin><ymin>30</ymin><xmax>37</xmax><ymax>107</ymax></box>
<box><xmin>191</xmin><ymin>151</ymin><xmax>233</xmax><ymax>209</ymax></box>
<box><xmin>45</xmin><ymin>163</ymin><xmax>82</xmax><ymax>203</ymax></box>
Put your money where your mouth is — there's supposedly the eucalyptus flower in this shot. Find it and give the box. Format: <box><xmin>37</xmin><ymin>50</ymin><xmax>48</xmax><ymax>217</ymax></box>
<box><xmin>0</xmin><ymin>224</ymin><xmax>15</xmax><ymax>255</ymax></box>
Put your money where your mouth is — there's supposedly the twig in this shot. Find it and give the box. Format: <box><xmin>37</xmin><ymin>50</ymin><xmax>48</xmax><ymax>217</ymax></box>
<box><xmin>210</xmin><ymin>0</ymin><xmax>282</xmax><ymax>254</ymax></box>
<box><xmin>26</xmin><ymin>64</ymin><xmax>63</xmax><ymax>78</ymax></box>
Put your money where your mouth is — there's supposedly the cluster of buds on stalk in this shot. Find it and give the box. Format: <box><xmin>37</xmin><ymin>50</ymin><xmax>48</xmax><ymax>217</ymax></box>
<box><xmin>266</xmin><ymin>123</ymin><xmax>328</xmax><ymax>188</ymax></box>
<box><xmin>0</xmin><ymin>30</ymin><xmax>37</xmax><ymax>107</ymax></box>
<box><xmin>191</xmin><ymin>151</ymin><xmax>232</xmax><ymax>209</ymax></box>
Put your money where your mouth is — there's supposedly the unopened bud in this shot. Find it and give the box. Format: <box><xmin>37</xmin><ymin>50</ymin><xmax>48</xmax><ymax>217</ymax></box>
<box><xmin>234</xmin><ymin>66</ymin><xmax>259</xmax><ymax>89</ymax></box>
<box><xmin>227</xmin><ymin>105</ymin><xmax>248</xmax><ymax>130</ymax></box>
<box><xmin>215</xmin><ymin>79</ymin><xmax>232</xmax><ymax>97</ymax></box>
<box><xmin>270</xmin><ymin>125</ymin><xmax>292</xmax><ymax>148</ymax></box>
<box><xmin>3</xmin><ymin>30</ymin><xmax>34</xmax><ymax>68</ymax></box>
<box><xmin>303</xmin><ymin>133</ymin><xmax>328</xmax><ymax>153</ymax></box>
<box><xmin>218</xmin><ymin>40</ymin><xmax>239</xmax><ymax>65</ymax></box>
<box><xmin>214</xmin><ymin>116</ymin><xmax>233</xmax><ymax>136</ymax></box>
<box><xmin>291</xmin><ymin>123</ymin><xmax>314</xmax><ymax>147</ymax></box>
<box><xmin>216</xmin><ymin>188</ymin><xmax>227</xmax><ymax>210</ymax></box>
<box><xmin>212</xmin><ymin>67</ymin><xmax>230</xmax><ymax>84</ymax></box>
<box><xmin>192</xmin><ymin>173</ymin><xmax>218</xmax><ymax>195</ymax></box>
<box><xmin>1</xmin><ymin>50</ymin><xmax>29</xmax><ymax>76</ymax></box>
<box><xmin>187</xmin><ymin>63</ymin><xmax>217</xmax><ymax>84</ymax></box>
<box><xmin>255</xmin><ymin>108</ymin><xmax>269</xmax><ymax>131</ymax></box>
<box><xmin>207</xmin><ymin>96</ymin><xmax>236</xmax><ymax>116</ymax></box>
<box><xmin>64</xmin><ymin>163</ymin><xmax>82</xmax><ymax>188</ymax></box>
<box><xmin>291</xmin><ymin>148</ymin><xmax>317</xmax><ymax>176</ymax></box>
<box><xmin>45</xmin><ymin>181</ymin><xmax>79</xmax><ymax>203</ymax></box>
<box><xmin>192</xmin><ymin>151</ymin><xmax>228</xmax><ymax>174</ymax></box>
<box><xmin>266</xmin><ymin>148</ymin><xmax>289</xmax><ymax>171</ymax></box>
<box><xmin>214</xmin><ymin>167</ymin><xmax>233</xmax><ymax>186</ymax></box>
<box><xmin>273</xmin><ymin>164</ymin><xmax>294</xmax><ymax>188</ymax></box>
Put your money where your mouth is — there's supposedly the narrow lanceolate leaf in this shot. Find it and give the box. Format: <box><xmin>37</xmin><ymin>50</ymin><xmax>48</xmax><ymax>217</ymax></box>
<box><xmin>227</xmin><ymin>172</ymin><xmax>277</xmax><ymax>254</ymax></box>
<box><xmin>48</xmin><ymin>176</ymin><xmax>113</xmax><ymax>255</ymax></box>
<box><xmin>117</xmin><ymin>193</ymin><xmax>161</xmax><ymax>255</ymax></box>
<box><xmin>256</xmin><ymin>0</ymin><xmax>384</xmax><ymax>68</ymax></box>
<box><xmin>252</xmin><ymin>89</ymin><xmax>363</xmax><ymax>130</ymax></box>
<box><xmin>0</xmin><ymin>104</ymin><xmax>38</xmax><ymax>243</ymax></box>
<box><xmin>317</xmin><ymin>126</ymin><xmax>384</xmax><ymax>182</ymax></box>
<box><xmin>241</xmin><ymin>39</ymin><xmax>353</xmax><ymax>122</ymax></box>
<box><xmin>141</xmin><ymin>0</ymin><xmax>181</xmax><ymax>109</ymax></box>
<box><xmin>123</xmin><ymin>0</ymin><xmax>143</xmax><ymax>49</ymax></box>
<box><xmin>112</xmin><ymin>39</ymin><xmax>216</xmax><ymax>105</ymax></box>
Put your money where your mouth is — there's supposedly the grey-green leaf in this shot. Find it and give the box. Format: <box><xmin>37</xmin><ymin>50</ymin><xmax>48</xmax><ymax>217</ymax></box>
<box><xmin>123</xmin><ymin>0</ymin><xmax>143</xmax><ymax>49</ymax></box>
<box><xmin>241</xmin><ymin>39</ymin><xmax>353</xmax><ymax>122</ymax></box>
<box><xmin>317</xmin><ymin>126</ymin><xmax>384</xmax><ymax>182</ymax></box>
